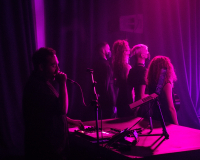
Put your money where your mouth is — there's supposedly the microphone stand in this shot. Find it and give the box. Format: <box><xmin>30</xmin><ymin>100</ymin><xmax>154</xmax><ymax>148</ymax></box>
<box><xmin>143</xmin><ymin>97</ymin><xmax>169</xmax><ymax>139</ymax></box>
<box><xmin>156</xmin><ymin>98</ymin><xmax>169</xmax><ymax>139</ymax></box>
<box><xmin>88</xmin><ymin>69</ymin><xmax>100</xmax><ymax>156</ymax></box>
<box><xmin>149</xmin><ymin>102</ymin><xmax>153</xmax><ymax>132</ymax></box>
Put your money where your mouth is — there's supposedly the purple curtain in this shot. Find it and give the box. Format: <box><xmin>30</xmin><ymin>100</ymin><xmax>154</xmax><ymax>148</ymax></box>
<box><xmin>1</xmin><ymin>0</ymin><xmax>200</xmax><ymax>157</ymax></box>
<box><xmin>0</xmin><ymin>0</ymin><xmax>36</xmax><ymax>157</ymax></box>
<box><xmin>43</xmin><ymin>0</ymin><xmax>113</xmax><ymax>121</ymax></box>
<box><xmin>43</xmin><ymin>0</ymin><xmax>200</xmax><ymax>129</ymax></box>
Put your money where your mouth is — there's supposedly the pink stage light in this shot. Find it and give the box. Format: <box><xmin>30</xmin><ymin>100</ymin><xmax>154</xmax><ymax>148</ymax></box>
<box><xmin>34</xmin><ymin>0</ymin><xmax>45</xmax><ymax>49</ymax></box>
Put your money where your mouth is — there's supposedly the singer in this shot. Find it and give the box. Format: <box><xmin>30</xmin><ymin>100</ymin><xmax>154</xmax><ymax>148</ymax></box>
<box><xmin>22</xmin><ymin>47</ymin><xmax>83</xmax><ymax>159</ymax></box>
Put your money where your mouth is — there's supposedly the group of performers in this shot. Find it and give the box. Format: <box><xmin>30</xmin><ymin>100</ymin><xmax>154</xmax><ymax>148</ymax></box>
<box><xmin>22</xmin><ymin>40</ymin><xmax>178</xmax><ymax>159</ymax></box>
<box><xmin>93</xmin><ymin>40</ymin><xmax>178</xmax><ymax>125</ymax></box>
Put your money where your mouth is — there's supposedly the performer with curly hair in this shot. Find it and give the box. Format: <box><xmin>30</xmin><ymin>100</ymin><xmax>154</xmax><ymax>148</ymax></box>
<box><xmin>112</xmin><ymin>40</ymin><xmax>133</xmax><ymax>118</ymax></box>
<box><xmin>145</xmin><ymin>56</ymin><xmax>178</xmax><ymax>125</ymax></box>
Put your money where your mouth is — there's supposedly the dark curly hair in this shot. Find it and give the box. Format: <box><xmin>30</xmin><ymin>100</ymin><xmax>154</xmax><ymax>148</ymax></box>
<box><xmin>146</xmin><ymin>56</ymin><xmax>177</xmax><ymax>87</ymax></box>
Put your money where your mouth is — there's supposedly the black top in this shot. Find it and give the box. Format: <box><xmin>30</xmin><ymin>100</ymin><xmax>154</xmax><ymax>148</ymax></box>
<box><xmin>113</xmin><ymin>66</ymin><xmax>134</xmax><ymax>118</ymax></box>
<box><xmin>115</xmin><ymin>76</ymin><xmax>134</xmax><ymax>118</ymax></box>
<box><xmin>136</xmin><ymin>81</ymin><xmax>176</xmax><ymax>124</ymax></box>
<box><xmin>23</xmin><ymin>71</ymin><xmax>68</xmax><ymax>158</ymax></box>
<box><xmin>127</xmin><ymin>65</ymin><xmax>146</xmax><ymax>102</ymax></box>
<box><xmin>93</xmin><ymin>57</ymin><xmax>115</xmax><ymax>119</ymax></box>
<box><xmin>149</xmin><ymin>81</ymin><xmax>175</xmax><ymax>124</ymax></box>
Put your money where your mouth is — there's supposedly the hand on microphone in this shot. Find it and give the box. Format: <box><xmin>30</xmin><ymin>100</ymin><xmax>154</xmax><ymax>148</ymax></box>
<box><xmin>55</xmin><ymin>71</ymin><xmax>67</xmax><ymax>84</ymax></box>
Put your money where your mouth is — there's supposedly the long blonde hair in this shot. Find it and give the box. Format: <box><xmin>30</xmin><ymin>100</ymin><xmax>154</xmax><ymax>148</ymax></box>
<box><xmin>146</xmin><ymin>56</ymin><xmax>177</xmax><ymax>87</ymax></box>
<box><xmin>112</xmin><ymin>40</ymin><xmax>130</xmax><ymax>80</ymax></box>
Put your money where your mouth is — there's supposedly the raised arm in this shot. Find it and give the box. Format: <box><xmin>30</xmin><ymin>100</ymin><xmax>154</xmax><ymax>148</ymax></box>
<box><xmin>56</xmin><ymin>71</ymin><xmax>68</xmax><ymax>114</ymax></box>
<box><xmin>163</xmin><ymin>83</ymin><xmax>178</xmax><ymax>125</ymax></box>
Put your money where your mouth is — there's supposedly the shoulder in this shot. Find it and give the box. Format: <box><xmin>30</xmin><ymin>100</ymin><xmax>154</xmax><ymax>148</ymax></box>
<box><xmin>132</xmin><ymin>66</ymin><xmax>146</xmax><ymax>72</ymax></box>
<box><xmin>163</xmin><ymin>82</ymin><xmax>173</xmax><ymax>95</ymax></box>
<box><xmin>127</xmin><ymin>64</ymin><xmax>132</xmax><ymax>70</ymax></box>
<box><xmin>24</xmin><ymin>75</ymin><xmax>49</xmax><ymax>96</ymax></box>
<box><xmin>163</xmin><ymin>80</ymin><xmax>172</xmax><ymax>89</ymax></box>
<box><xmin>128</xmin><ymin>67</ymin><xmax>134</xmax><ymax>74</ymax></box>
<box><xmin>163</xmin><ymin>82</ymin><xmax>172</xmax><ymax>88</ymax></box>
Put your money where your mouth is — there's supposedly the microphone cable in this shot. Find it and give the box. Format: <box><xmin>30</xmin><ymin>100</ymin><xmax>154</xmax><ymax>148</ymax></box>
<box><xmin>67</xmin><ymin>78</ymin><xmax>87</xmax><ymax>106</ymax></box>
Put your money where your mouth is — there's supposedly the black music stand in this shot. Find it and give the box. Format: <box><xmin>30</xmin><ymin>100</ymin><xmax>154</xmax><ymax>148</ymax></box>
<box><xmin>155</xmin><ymin>98</ymin><xmax>169</xmax><ymax>139</ymax></box>
<box><xmin>154</xmin><ymin>68</ymin><xmax>169</xmax><ymax>139</ymax></box>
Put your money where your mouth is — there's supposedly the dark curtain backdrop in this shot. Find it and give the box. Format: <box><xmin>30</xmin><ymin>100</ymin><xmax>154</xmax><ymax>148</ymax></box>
<box><xmin>43</xmin><ymin>0</ymin><xmax>200</xmax><ymax>128</ymax></box>
<box><xmin>0</xmin><ymin>0</ymin><xmax>36</xmax><ymax>157</ymax></box>
<box><xmin>1</xmin><ymin>0</ymin><xmax>200</xmax><ymax>157</ymax></box>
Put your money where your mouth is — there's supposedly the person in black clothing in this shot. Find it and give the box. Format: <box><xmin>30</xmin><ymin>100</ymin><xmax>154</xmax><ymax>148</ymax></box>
<box><xmin>127</xmin><ymin>44</ymin><xmax>150</xmax><ymax>116</ymax></box>
<box><xmin>23</xmin><ymin>47</ymin><xmax>84</xmax><ymax>159</ymax></box>
<box><xmin>93</xmin><ymin>42</ymin><xmax>115</xmax><ymax>119</ymax></box>
<box><xmin>128</xmin><ymin>44</ymin><xmax>150</xmax><ymax>102</ymax></box>
<box><xmin>112</xmin><ymin>40</ymin><xmax>133</xmax><ymax>118</ymax></box>
<box><xmin>145</xmin><ymin>56</ymin><xmax>178</xmax><ymax>125</ymax></box>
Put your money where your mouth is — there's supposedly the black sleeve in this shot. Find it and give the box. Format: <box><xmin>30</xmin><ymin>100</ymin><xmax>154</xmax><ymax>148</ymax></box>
<box><xmin>127</xmin><ymin>67</ymin><xmax>146</xmax><ymax>86</ymax></box>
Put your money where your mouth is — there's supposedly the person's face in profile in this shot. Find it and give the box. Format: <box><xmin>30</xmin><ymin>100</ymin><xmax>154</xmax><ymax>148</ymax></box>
<box><xmin>104</xmin><ymin>44</ymin><xmax>111</xmax><ymax>58</ymax></box>
<box><xmin>43</xmin><ymin>54</ymin><xmax>59</xmax><ymax>80</ymax></box>
<box><xmin>141</xmin><ymin>47</ymin><xmax>150</xmax><ymax>59</ymax></box>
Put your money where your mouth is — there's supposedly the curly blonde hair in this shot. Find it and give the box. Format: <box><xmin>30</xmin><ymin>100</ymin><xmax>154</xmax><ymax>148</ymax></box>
<box><xmin>146</xmin><ymin>56</ymin><xmax>177</xmax><ymax>87</ymax></box>
<box><xmin>112</xmin><ymin>40</ymin><xmax>130</xmax><ymax>80</ymax></box>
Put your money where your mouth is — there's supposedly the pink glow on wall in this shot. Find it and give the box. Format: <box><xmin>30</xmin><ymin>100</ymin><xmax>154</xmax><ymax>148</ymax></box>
<box><xmin>34</xmin><ymin>0</ymin><xmax>45</xmax><ymax>49</ymax></box>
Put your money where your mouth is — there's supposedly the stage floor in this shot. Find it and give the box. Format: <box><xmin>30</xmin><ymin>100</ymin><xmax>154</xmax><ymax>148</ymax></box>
<box><xmin>69</xmin><ymin>117</ymin><xmax>200</xmax><ymax>159</ymax></box>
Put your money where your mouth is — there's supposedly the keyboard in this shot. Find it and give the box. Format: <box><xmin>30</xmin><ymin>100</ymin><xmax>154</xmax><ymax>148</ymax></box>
<box><xmin>129</xmin><ymin>93</ymin><xmax>158</xmax><ymax>109</ymax></box>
